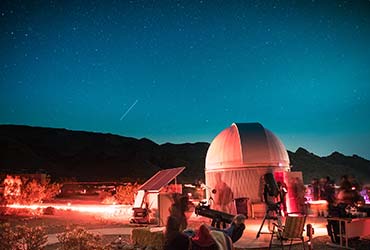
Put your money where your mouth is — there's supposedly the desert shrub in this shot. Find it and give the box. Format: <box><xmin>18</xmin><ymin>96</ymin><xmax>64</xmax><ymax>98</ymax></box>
<box><xmin>20</xmin><ymin>178</ymin><xmax>61</xmax><ymax>204</ymax></box>
<box><xmin>57</xmin><ymin>227</ymin><xmax>104</xmax><ymax>250</ymax></box>
<box><xmin>0</xmin><ymin>196</ymin><xmax>8</xmax><ymax>215</ymax></box>
<box><xmin>3</xmin><ymin>175</ymin><xmax>22</xmax><ymax>204</ymax></box>
<box><xmin>0</xmin><ymin>223</ymin><xmax>14</xmax><ymax>250</ymax></box>
<box><xmin>114</xmin><ymin>183</ymin><xmax>139</xmax><ymax>205</ymax></box>
<box><xmin>0</xmin><ymin>223</ymin><xmax>47</xmax><ymax>250</ymax></box>
<box><xmin>108</xmin><ymin>235</ymin><xmax>134</xmax><ymax>250</ymax></box>
<box><xmin>43</xmin><ymin>206</ymin><xmax>56</xmax><ymax>215</ymax></box>
<box><xmin>14</xmin><ymin>225</ymin><xmax>48</xmax><ymax>250</ymax></box>
<box><xmin>131</xmin><ymin>227</ymin><xmax>164</xmax><ymax>250</ymax></box>
<box><xmin>99</xmin><ymin>190</ymin><xmax>112</xmax><ymax>201</ymax></box>
<box><xmin>101</xmin><ymin>195</ymin><xmax>117</xmax><ymax>205</ymax></box>
<box><xmin>3</xmin><ymin>176</ymin><xmax>61</xmax><ymax>205</ymax></box>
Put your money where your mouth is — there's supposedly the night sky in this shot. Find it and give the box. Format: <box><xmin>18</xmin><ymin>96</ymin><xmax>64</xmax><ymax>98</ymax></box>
<box><xmin>1</xmin><ymin>1</ymin><xmax>370</xmax><ymax>159</ymax></box>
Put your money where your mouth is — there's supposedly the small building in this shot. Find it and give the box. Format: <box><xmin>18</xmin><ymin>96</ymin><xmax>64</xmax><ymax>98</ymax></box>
<box><xmin>205</xmin><ymin>123</ymin><xmax>301</xmax><ymax>215</ymax></box>
<box><xmin>132</xmin><ymin>167</ymin><xmax>185</xmax><ymax>225</ymax></box>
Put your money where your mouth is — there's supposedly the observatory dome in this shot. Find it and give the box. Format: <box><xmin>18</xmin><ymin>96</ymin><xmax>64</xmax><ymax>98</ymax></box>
<box><xmin>205</xmin><ymin>123</ymin><xmax>290</xmax><ymax>171</ymax></box>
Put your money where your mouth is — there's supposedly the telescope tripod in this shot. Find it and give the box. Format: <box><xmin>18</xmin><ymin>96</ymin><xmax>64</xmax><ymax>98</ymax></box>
<box><xmin>256</xmin><ymin>203</ymin><xmax>282</xmax><ymax>239</ymax></box>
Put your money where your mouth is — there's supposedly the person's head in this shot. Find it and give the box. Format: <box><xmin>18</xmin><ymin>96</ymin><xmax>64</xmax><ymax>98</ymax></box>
<box><xmin>341</xmin><ymin>175</ymin><xmax>349</xmax><ymax>182</ymax></box>
<box><xmin>233</xmin><ymin>214</ymin><xmax>246</xmax><ymax>225</ymax></box>
<box><xmin>340</xmin><ymin>175</ymin><xmax>352</xmax><ymax>191</ymax></box>
<box><xmin>198</xmin><ymin>224</ymin><xmax>210</xmax><ymax>235</ymax></box>
<box><xmin>192</xmin><ymin>224</ymin><xmax>215</xmax><ymax>246</ymax></box>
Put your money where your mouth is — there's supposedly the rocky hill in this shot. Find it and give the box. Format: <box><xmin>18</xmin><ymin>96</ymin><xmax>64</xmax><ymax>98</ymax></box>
<box><xmin>288</xmin><ymin>147</ymin><xmax>370</xmax><ymax>183</ymax></box>
<box><xmin>1</xmin><ymin>125</ymin><xmax>369</xmax><ymax>184</ymax></box>
<box><xmin>0</xmin><ymin>125</ymin><xmax>208</xmax><ymax>182</ymax></box>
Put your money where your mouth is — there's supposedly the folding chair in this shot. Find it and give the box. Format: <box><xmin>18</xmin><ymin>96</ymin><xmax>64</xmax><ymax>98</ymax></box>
<box><xmin>269</xmin><ymin>214</ymin><xmax>306</xmax><ymax>250</ymax></box>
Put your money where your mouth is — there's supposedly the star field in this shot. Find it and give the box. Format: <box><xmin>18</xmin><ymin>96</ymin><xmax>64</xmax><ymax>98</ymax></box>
<box><xmin>1</xmin><ymin>0</ymin><xmax>370</xmax><ymax>158</ymax></box>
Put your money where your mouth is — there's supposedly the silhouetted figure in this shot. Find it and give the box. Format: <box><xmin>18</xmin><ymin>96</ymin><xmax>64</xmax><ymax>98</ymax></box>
<box><xmin>311</xmin><ymin>178</ymin><xmax>320</xmax><ymax>201</ymax></box>
<box><xmin>292</xmin><ymin>177</ymin><xmax>306</xmax><ymax>214</ymax></box>
<box><xmin>164</xmin><ymin>216</ymin><xmax>190</xmax><ymax>250</ymax></box>
<box><xmin>169</xmin><ymin>194</ymin><xmax>189</xmax><ymax>231</ymax></box>
<box><xmin>213</xmin><ymin>173</ymin><xmax>234</xmax><ymax>213</ymax></box>
<box><xmin>322</xmin><ymin>176</ymin><xmax>335</xmax><ymax>207</ymax></box>
<box><xmin>277</xmin><ymin>181</ymin><xmax>288</xmax><ymax>215</ymax></box>
<box><xmin>262</xmin><ymin>173</ymin><xmax>279</xmax><ymax>206</ymax></box>
<box><xmin>336</xmin><ymin>175</ymin><xmax>363</xmax><ymax>206</ymax></box>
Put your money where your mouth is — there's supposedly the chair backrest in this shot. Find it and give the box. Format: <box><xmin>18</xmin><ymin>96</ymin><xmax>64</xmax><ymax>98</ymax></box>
<box><xmin>282</xmin><ymin>215</ymin><xmax>306</xmax><ymax>239</ymax></box>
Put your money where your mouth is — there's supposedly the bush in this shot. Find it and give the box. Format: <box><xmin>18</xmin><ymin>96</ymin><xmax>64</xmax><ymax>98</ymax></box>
<box><xmin>131</xmin><ymin>227</ymin><xmax>164</xmax><ymax>250</ymax></box>
<box><xmin>43</xmin><ymin>206</ymin><xmax>56</xmax><ymax>215</ymax></box>
<box><xmin>14</xmin><ymin>225</ymin><xmax>48</xmax><ymax>250</ymax></box>
<box><xmin>0</xmin><ymin>223</ymin><xmax>47</xmax><ymax>250</ymax></box>
<box><xmin>57</xmin><ymin>227</ymin><xmax>104</xmax><ymax>250</ymax></box>
<box><xmin>0</xmin><ymin>223</ymin><xmax>13</xmax><ymax>250</ymax></box>
<box><xmin>0</xmin><ymin>196</ymin><xmax>7</xmax><ymax>215</ymax></box>
<box><xmin>20</xmin><ymin>178</ymin><xmax>61</xmax><ymax>204</ymax></box>
<box><xmin>101</xmin><ymin>195</ymin><xmax>117</xmax><ymax>205</ymax></box>
<box><xmin>3</xmin><ymin>176</ymin><xmax>61</xmax><ymax>205</ymax></box>
<box><xmin>114</xmin><ymin>183</ymin><xmax>139</xmax><ymax>205</ymax></box>
<box><xmin>3</xmin><ymin>175</ymin><xmax>22</xmax><ymax>204</ymax></box>
<box><xmin>98</xmin><ymin>191</ymin><xmax>112</xmax><ymax>202</ymax></box>
<box><xmin>109</xmin><ymin>235</ymin><xmax>134</xmax><ymax>250</ymax></box>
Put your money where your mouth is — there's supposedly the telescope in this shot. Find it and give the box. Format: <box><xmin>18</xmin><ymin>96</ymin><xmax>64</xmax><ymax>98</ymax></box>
<box><xmin>256</xmin><ymin>173</ymin><xmax>282</xmax><ymax>238</ymax></box>
<box><xmin>195</xmin><ymin>203</ymin><xmax>234</xmax><ymax>229</ymax></box>
<box><xmin>264</xmin><ymin>172</ymin><xmax>279</xmax><ymax>197</ymax></box>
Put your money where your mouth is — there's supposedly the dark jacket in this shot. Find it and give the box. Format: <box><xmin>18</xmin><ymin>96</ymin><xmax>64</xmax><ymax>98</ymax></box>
<box><xmin>164</xmin><ymin>232</ymin><xmax>190</xmax><ymax>250</ymax></box>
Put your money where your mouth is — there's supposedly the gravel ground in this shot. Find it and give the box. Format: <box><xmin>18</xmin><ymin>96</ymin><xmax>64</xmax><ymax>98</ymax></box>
<box><xmin>3</xmin><ymin>210</ymin><xmax>370</xmax><ymax>250</ymax></box>
<box><xmin>44</xmin><ymin>234</ymin><xmax>370</xmax><ymax>250</ymax></box>
<box><xmin>234</xmin><ymin>235</ymin><xmax>370</xmax><ymax>250</ymax></box>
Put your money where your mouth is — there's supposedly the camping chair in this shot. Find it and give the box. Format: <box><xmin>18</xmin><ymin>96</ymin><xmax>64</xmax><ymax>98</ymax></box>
<box><xmin>269</xmin><ymin>214</ymin><xmax>306</xmax><ymax>250</ymax></box>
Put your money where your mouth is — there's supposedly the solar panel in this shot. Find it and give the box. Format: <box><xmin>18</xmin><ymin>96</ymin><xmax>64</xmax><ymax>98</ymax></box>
<box><xmin>139</xmin><ymin>167</ymin><xmax>185</xmax><ymax>191</ymax></box>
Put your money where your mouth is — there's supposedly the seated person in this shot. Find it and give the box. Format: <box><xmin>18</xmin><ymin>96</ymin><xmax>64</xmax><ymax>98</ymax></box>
<box><xmin>222</xmin><ymin>214</ymin><xmax>246</xmax><ymax>243</ymax></box>
<box><xmin>164</xmin><ymin>216</ymin><xmax>190</xmax><ymax>250</ymax></box>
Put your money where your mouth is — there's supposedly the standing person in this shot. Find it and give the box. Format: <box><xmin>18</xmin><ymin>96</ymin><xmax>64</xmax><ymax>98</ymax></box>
<box><xmin>292</xmin><ymin>177</ymin><xmax>306</xmax><ymax>214</ymax></box>
<box><xmin>311</xmin><ymin>178</ymin><xmax>320</xmax><ymax>201</ymax></box>
<box><xmin>164</xmin><ymin>216</ymin><xmax>190</xmax><ymax>250</ymax></box>
<box><xmin>323</xmin><ymin>176</ymin><xmax>335</xmax><ymax>207</ymax></box>
<box><xmin>169</xmin><ymin>194</ymin><xmax>189</xmax><ymax>231</ymax></box>
<box><xmin>213</xmin><ymin>173</ymin><xmax>234</xmax><ymax>213</ymax></box>
<box><xmin>336</xmin><ymin>175</ymin><xmax>363</xmax><ymax>206</ymax></box>
<box><xmin>277</xmin><ymin>181</ymin><xmax>288</xmax><ymax>215</ymax></box>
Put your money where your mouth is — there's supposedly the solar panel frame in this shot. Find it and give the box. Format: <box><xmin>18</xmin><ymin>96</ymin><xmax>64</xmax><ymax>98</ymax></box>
<box><xmin>139</xmin><ymin>167</ymin><xmax>186</xmax><ymax>191</ymax></box>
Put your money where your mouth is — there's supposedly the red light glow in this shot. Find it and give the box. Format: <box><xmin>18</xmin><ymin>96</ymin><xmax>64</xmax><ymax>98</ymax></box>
<box><xmin>7</xmin><ymin>203</ymin><xmax>133</xmax><ymax>219</ymax></box>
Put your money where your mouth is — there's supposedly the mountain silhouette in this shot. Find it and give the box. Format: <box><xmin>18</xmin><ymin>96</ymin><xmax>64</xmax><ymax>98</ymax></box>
<box><xmin>1</xmin><ymin>125</ymin><xmax>369</xmax><ymax>184</ymax></box>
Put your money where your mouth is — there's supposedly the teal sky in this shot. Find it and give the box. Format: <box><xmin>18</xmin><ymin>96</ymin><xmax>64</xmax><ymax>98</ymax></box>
<box><xmin>1</xmin><ymin>0</ymin><xmax>370</xmax><ymax>159</ymax></box>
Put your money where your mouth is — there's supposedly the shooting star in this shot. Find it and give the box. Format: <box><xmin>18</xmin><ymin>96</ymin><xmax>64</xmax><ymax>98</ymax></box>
<box><xmin>120</xmin><ymin>99</ymin><xmax>138</xmax><ymax>121</ymax></box>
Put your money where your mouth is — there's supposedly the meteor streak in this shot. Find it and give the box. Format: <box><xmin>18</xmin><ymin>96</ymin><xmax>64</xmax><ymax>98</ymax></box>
<box><xmin>120</xmin><ymin>99</ymin><xmax>138</xmax><ymax>121</ymax></box>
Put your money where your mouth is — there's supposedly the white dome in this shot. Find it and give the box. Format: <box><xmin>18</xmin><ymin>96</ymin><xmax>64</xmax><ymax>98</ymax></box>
<box><xmin>205</xmin><ymin>123</ymin><xmax>290</xmax><ymax>171</ymax></box>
